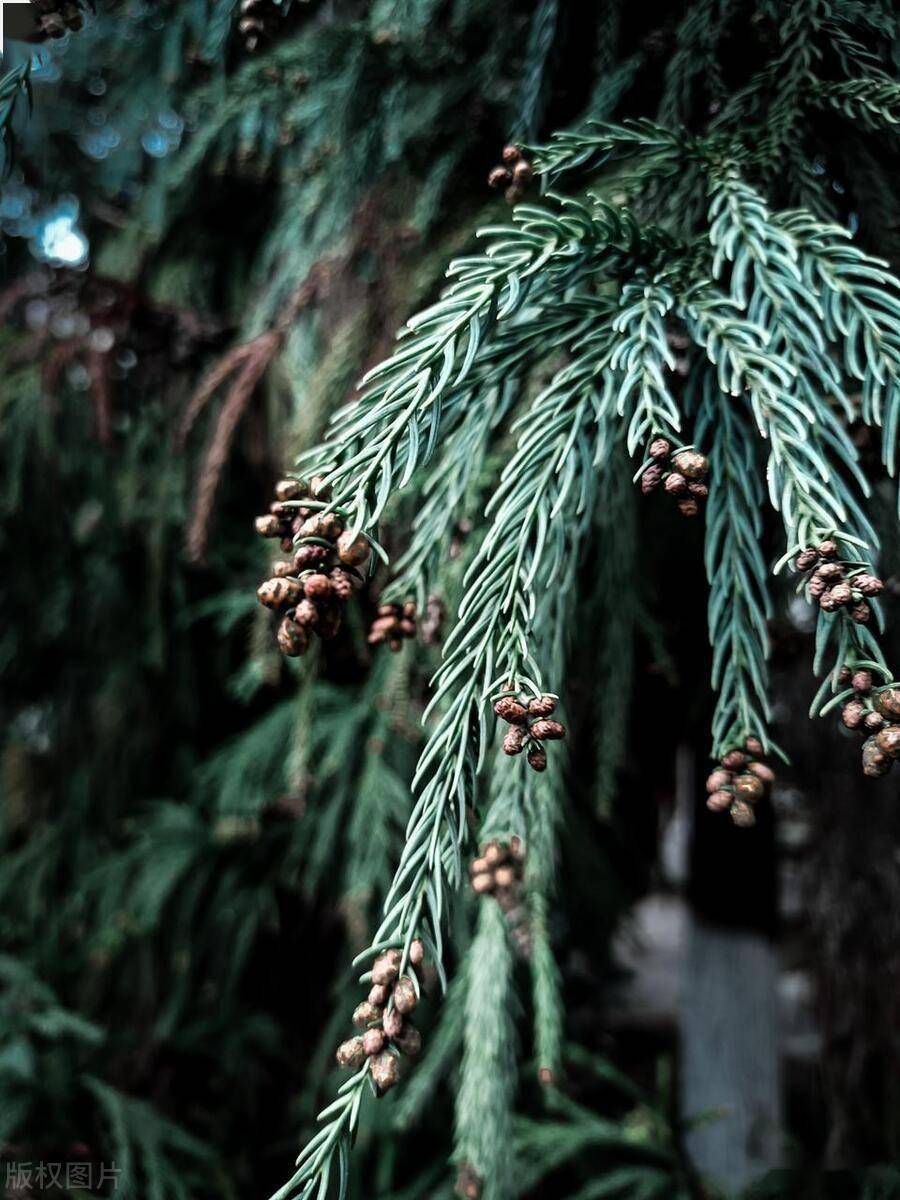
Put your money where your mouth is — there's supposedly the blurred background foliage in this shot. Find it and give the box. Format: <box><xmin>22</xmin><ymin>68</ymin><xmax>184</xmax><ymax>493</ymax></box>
<box><xmin>1</xmin><ymin>2</ymin><xmax>900</xmax><ymax>1198</ymax></box>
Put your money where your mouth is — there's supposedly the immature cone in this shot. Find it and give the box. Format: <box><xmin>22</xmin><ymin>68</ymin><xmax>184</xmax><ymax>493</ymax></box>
<box><xmin>672</xmin><ymin>450</ymin><xmax>709</xmax><ymax>479</ymax></box>
<box><xmin>817</xmin><ymin>539</ymin><xmax>839</xmax><ymax>559</ymax></box>
<box><xmin>816</xmin><ymin>562</ymin><xmax>843</xmax><ymax>582</ymax></box>
<box><xmin>488</xmin><ymin>165</ymin><xmax>511</xmax><ymax>188</ymax></box>
<box><xmin>687</xmin><ymin>481</ymin><xmax>709</xmax><ymax>499</ymax></box>
<box><xmin>707</xmin><ymin>790</ymin><xmax>733</xmax><ymax>812</ymax></box>
<box><xmin>527</xmin><ymin>746</ymin><xmax>547</xmax><ymax>772</ymax></box>
<box><xmin>864</xmin><ymin>711</ymin><xmax>885</xmax><ymax>732</ymax></box>
<box><xmin>530</xmin><ymin>719</ymin><xmax>566</xmax><ymax>741</ymax></box>
<box><xmin>808</xmin><ymin>575</ymin><xmax>827</xmax><ymax>599</ymax></box>
<box><xmin>383</xmin><ymin>1006</ymin><xmax>404</xmax><ymax>1039</ymax></box>
<box><xmin>747</xmin><ymin>761</ymin><xmax>775</xmax><ymax>786</ymax></box>
<box><xmin>335</xmin><ymin>1037</ymin><xmax>366</xmax><ymax>1069</ymax></box>
<box><xmin>336</xmin><ymin>530</ymin><xmax>371</xmax><ymax>568</ymax></box>
<box><xmin>874</xmin><ymin>688</ymin><xmax>900</xmax><ymax>721</ymax></box>
<box><xmin>706</xmin><ymin>769</ymin><xmax>732</xmax><ymax>793</ymax></box>
<box><xmin>409</xmin><ymin>938</ymin><xmax>425</xmax><ymax>966</ymax></box>
<box><xmin>501</xmin><ymin>144</ymin><xmax>520</xmax><ymax>164</ymax></box>
<box><xmin>393</xmin><ymin>1024</ymin><xmax>422</xmax><ymax>1058</ymax></box>
<box><xmin>471</xmin><ymin>872</ymin><xmax>494</xmax><ymax>894</ymax></box>
<box><xmin>862</xmin><ymin>737</ymin><xmax>891</xmax><ymax>778</ymax></box>
<box><xmin>294</xmin><ymin>544</ymin><xmax>330</xmax><ymax>571</ymax></box>
<box><xmin>850</xmin><ymin>600</ymin><xmax>871</xmax><ymax>624</ymax></box>
<box><xmin>855</xmin><ymin>573</ymin><xmax>884</xmax><ymax>597</ymax></box>
<box><xmin>875</xmin><ymin>726</ymin><xmax>900</xmax><ymax>759</ymax></box>
<box><xmin>277</xmin><ymin>618</ymin><xmax>308</xmax><ymax>657</ymax></box>
<box><xmin>371</xmin><ymin>949</ymin><xmax>401</xmax><ymax>986</ymax></box>
<box><xmin>369</xmin><ymin>1050</ymin><xmax>399</xmax><ymax>1093</ymax></box>
<box><xmin>304</xmin><ymin>573</ymin><xmax>333</xmax><ymax>600</ymax></box>
<box><xmin>664</xmin><ymin>472</ymin><xmax>687</xmax><ymax>496</ymax></box>
<box><xmin>641</xmin><ymin>464</ymin><xmax>663</xmax><ymax>494</ymax></box>
<box><xmin>368</xmin><ymin>984</ymin><xmax>389</xmax><ymax>1006</ymax></box>
<box><xmin>721</xmin><ymin>749</ymin><xmax>746</xmax><ymax>771</ymax></box>
<box><xmin>730</xmin><ymin>799</ymin><xmax>756</xmax><ymax>828</ymax></box>
<box><xmin>842</xmin><ymin>700</ymin><xmax>865</xmax><ymax>730</ymax></box>
<box><xmin>649</xmin><ymin>437</ymin><xmax>671</xmax><ymax>460</ymax></box>
<box><xmin>393</xmin><ymin>977</ymin><xmax>418</xmax><ymax>1015</ymax></box>
<box><xmin>734</xmin><ymin>773</ymin><xmax>764</xmax><ymax>801</ymax></box>
<box><xmin>494</xmin><ymin>697</ymin><xmax>529</xmax><ymax>723</ymax></box>
<box><xmin>829</xmin><ymin>582</ymin><xmax>853</xmax><ymax>607</ymax></box>
<box><xmin>795</xmin><ymin>548</ymin><xmax>819</xmax><ymax>571</ymax></box>
<box><xmin>362</xmin><ymin>1028</ymin><xmax>386</xmax><ymax>1056</ymax></box>
<box><xmin>274</xmin><ymin>478</ymin><xmax>305</xmax><ymax>501</ymax></box>
<box><xmin>255</xmin><ymin>514</ymin><xmax>283</xmax><ymax>538</ymax></box>
<box><xmin>677</xmin><ymin>498</ymin><xmax>699</xmax><ymax>517</ymax></box>
<box><xmin>852</xmin><ymin>670</ymin><xmax>873</xmax><ymax>693</ymax></box>
<box><xmin>745</xmin><ymin>736</ymin><xmax>764</xmax><ymax>756</ymax></box>
<box><xmin>527</xmin><ymin>695</ymin><xmax>557</xmax><ymax>717</ymax></box>
<box><xmin>257</xmin><ymin>578</ymin><xmax>301</xmax><ymax>610</ymax></box>
<box><xmin>502</xmin><ymin>727</ymin><xmax>527</xmax><ymax>756</ymax></box>
<box><xmin>483</xmin><ymin>841</ymin><xmax>506</xmax><ymax>866</ymax></box>
<box><xmin>353</xmin><ymin>1002</ymin><xmax>382</xmax><ymax>1027</ymax></box>
<box><xmin>819</xmin><ymin>591</ymin><xmax>840</xmax><ymax>613</ymax></box>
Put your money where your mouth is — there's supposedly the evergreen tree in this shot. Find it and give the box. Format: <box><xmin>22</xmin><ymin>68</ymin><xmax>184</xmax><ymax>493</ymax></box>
<box><xmin>2</xmin><ymin>4</ymin><xmax>900</xmax><ymax>1200</ymax></box>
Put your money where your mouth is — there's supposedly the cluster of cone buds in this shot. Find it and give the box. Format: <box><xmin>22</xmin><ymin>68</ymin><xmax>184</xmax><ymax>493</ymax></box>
<box><xmin>640</xmin><ymin>439</ymin><xmax>710</xmax><ymax>517</ymax></box>
<box><xmin>31</xmin><ymin>0</ymin><xmax>85</xmax><ymax>36</ymax></box>
<box><xmin>838</xmin><ymin>670</ymin><xmax>900</xmax><ymax>778</ymax></box>
<box><xmin>469</xmin><ymin>838</ymin><xmax>530</xmax><ymax>955</ymax></box>
<box><xmin>368</xmin><ymin>602</ymin><xmax>416</xmax><ymax>652</ymax></box>
<box><xmin>705</xmin><ymin>736</ymin><xmax>775</xmax><ymax>828</ymax></box>
<box><xmin>237</xmin><ymin>0</ymin><xmax>280</xmax><ymax>50</ymax></box>
<box><xmin>793</xmin><ymin>541</ymin><xmax>884</xmax><ymax>623</ymax></box>
<box><xmin>254</xmin><ymin>477</ymin><xmax>370</xmax><ymax>657</ymax></box>
<box><xmin>334</xmin><ymin>942</ymin><xmax>426</xmax><ymax>1095</ymax></box>
<box><xmin>487</xmin><ymin>145</ymin><xmax>533</xmax><ymax>204</ymax></box>
<box><xmin>494</xmin><ymin>690</ymin><xmax>565</xmax><ymax>772</ymax></box>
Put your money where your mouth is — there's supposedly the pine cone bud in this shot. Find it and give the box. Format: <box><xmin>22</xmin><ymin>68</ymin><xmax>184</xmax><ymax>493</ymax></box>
<box><xmin>409</xmin><ymin>938</ymin><xmax>425</xmax><ymax>966</ymax></box>
<box><xmin>649</xmin><ymin>438</ymin><xmax>671</xmax><ymax>460</ymax></box>
<box><xmin>371</xmin><ymin>949</ymin><xmax>401</xmax><ymax>986</ymax></box>
<box><xmin>329</xmin><ymin>568</ymin><xmax>355</xmax><ymax>601</ymax></box>
<box><xmin>353</xmin><ymin>1002</ymin><xmax>382</xmax><ymax>1027</ymax></box>
<box><xmin>664</xmin><ymin>472</ymin><xmax>688</xmax><ymax>496</ymax></box>
<box><xmin>817</xmin><ymin>539</ymin><xmax>839</xmax><ymax>559</ymax></box>
<box><xmin>852</xmin><ymin>670</ymin><xmax>873</xmax><ymax>693</ymax></box>
<box><xmin>672</xmin><ymin>450</ymin><xmax>709</xmax><ymax>480</ymax></box>
<box><xmin>794</xmin><ymin>549</ymin><xmax>819</xmax><ymax>571</ymax></box>
<box><xmin>862</xmin><ymin>737</ymin><xmax>891</xmax><ymax>778</ymax></box>
<box><xmin>876</xmin><ymin>726</ymin><xmax>900</xmax><ymax>759</ymax></box>
<box><xmin>677</xmin><ymin>498</ymin><xmax>699</xmax><ymax>517</ymax></box>
<box><xmin>706</xmin><ymin>790</ymin><xmax>733</xmax><ymax>812</ymax></box>
<box><xmin>488</xmin><ymin>165</ymin><xmax>511</xmax><ymax>188</ymax></box>
<box><xmin>687</xmin><ymin>481</ymin><xmax>709</xmax><ymax>499</ymax></box>
<box><xmin>393</xmin><ymin>1024</ymin><xmax>422</xmax><ymax>1057</ymax></box>
<box><xmin>721</xmin><ymin>750</ymin><xmax>746</xmax><ymax>771</ymax></box>
<box><xmin>304</xmin><ymin>573</ymin><xmax>333</xmax><ymax>600</ymax></box>
<box><xmin>335</xmin><ymin>1037</ymin><xmax>366</xmax><ymax>1069</ymax></box>
<box><xmin>471</xmin><ymin>872</ymin><xmax>494</xmax><ymax>894</ymax></box>
<box><xmin>368</xmin><ymin>984</ymin><xmax>389</xmax><ymax>1006</ymax></box>
<box><xmin>382</xmin><ymin>1006</ymin><xmax>404</xmax><ymax>1039</ymax></box>
<box><xmin>393</xmin><ymin>977</ymin><xmax>418</xmax><ymax>1015</ymax></box>
<box><xmin>255</xmin><ymin>514</ymin><xmax>283</xmax><ymax>538</ymax></box>
<box><xmin>747</xmin><ymin>761</ymin><xmax>775</xmax><ymax>786</ymax></box>
<box><xmin>274</xmin><ymin>478</ymin><xmax>305</xmax><ymax>502</ymax></box>
<box><xmin>527</xmin><ymin>746</ymin><xmax>547</xmax><ymax>772</ymax></box>
<box><xmin>850</xmin><ymin>601</ymin><xmax>871</xmax><ymax>623</ymax></box>
<box><xmin>494</xmin><ymin>864</ymin><xmax>516</xmax><ymax>888</ymax></box>
<box><xmin>819</xmin><ymin>591</ymin><xmax>839</xmax><ymax>613</ymax></box>
<box><xmin>362</xmin><ymin>1027</ymin><xmax>385</xmax><ymax>1056</ymax></box>
<box><xmin>513</xmin><ymin>160</ymin><xmax>533</xmax><ymax>183</ymax></box>
<box><xmin>369</xmin><ymin>1050</ymin><xmax>399</xmax><ymax>1093</ymax></box>
<box><xmin>706</xmin><ymin>769</ymin><xmax>732</xmax><ymax>793</ymax></box>
<box><xmin>864</xmin><ymin>711</ymin><xmax>885</xmax><ymax>732</ymax></box>
<box><xmin>808</xmin><ymin>574</ymin><xmax>827</xmax><ymax>599</ymax></box>
<box><xmin>293</xmin><ymin>599</ymin><xmax>320</xmax><ymax>629</ymax></box>
<box><xmin>294</xmin><ymin>544</ymin><xmax>330</xmax><ymax>571</ymax></box>
<box><xmin>842</xmin><ymin>701</ymin><xmax>865</xmax><ymax>730</ymax></box>
<box><xmin>816</xmin><ymin>562</ymin><xmax>844</xmax><ymax>582</ymax></box>
<box><xmin>641</xmin><ymin>464</ymin><xmax>663</xmax><ymax>494</ymax></box>
<box><xmin>299</xmin><ymin>512</ymin><xmax>343</xmax><ymax>541</ymax></box>
<box><xmin>496</xmin><ymin>696</ymin><xmax>532</xmax><ymax>720</ymax></box>
<box><xmin>530</xmin><ymin>719</ymin><xmax>566</xmax><ymax>741</ymax></box>
<box><xmin>744</xmin><ymin>736</ymin><xmax>764</xmax><ymax>756</ymax></box>
<box><xmin>730</xmin><ymin>799</ymin><xmax>756</xmax><ymax>827</ymax></box>
<box><xmin>829</xmin><ymin>582</ymin><xmax>853</xmax><ymax>606</ymax></box>
<box><xmin>257</xmin><ymin>578</ymin><xmax>302</xmax><ymax>610</ymax></box>
<box><xmin>527</xmin><ymin>695</ymin><xmax>557</xmax><ymax>717</ymax></box>
<box><xmin>874</xmin><ymin>688</ymin><xmax>900</xmax><ymax>721</ymax></box>
<box><xmin>336</xmin><ymin>530</ymin><xmax>371</xmax><ymax>567</ymax></box>
<box><xmin>277</xmin><ymin>618</ymin><xmax>308</xmax><ymax>657</ymax></box>
<box><xmin>469</xmin><ymin>856</ymin><xmax>489</xmax><ymax>876</ymax></box>
<box><xmin>501</xmin><ymin>144</ymin><xmax>521</xmax><ymax>164</ymax></box>
<box><xmin>854</xmin><ymin>573</ymin><xmax>884</xmax><ymax>597</ymax></box>
<box><xmin>483</xmin><ymin>841</ymin><xmax>507</xmax><ymax>867</ymax></box>
<box><xmin>502</xmin><ymin>727</ymin><xmax>527</xmax><ymax>755</ymax></box>
<box><xmin>734</xmin><ymin>773</ymin><xmax>764</xmax><ymax>800</ymax></box>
